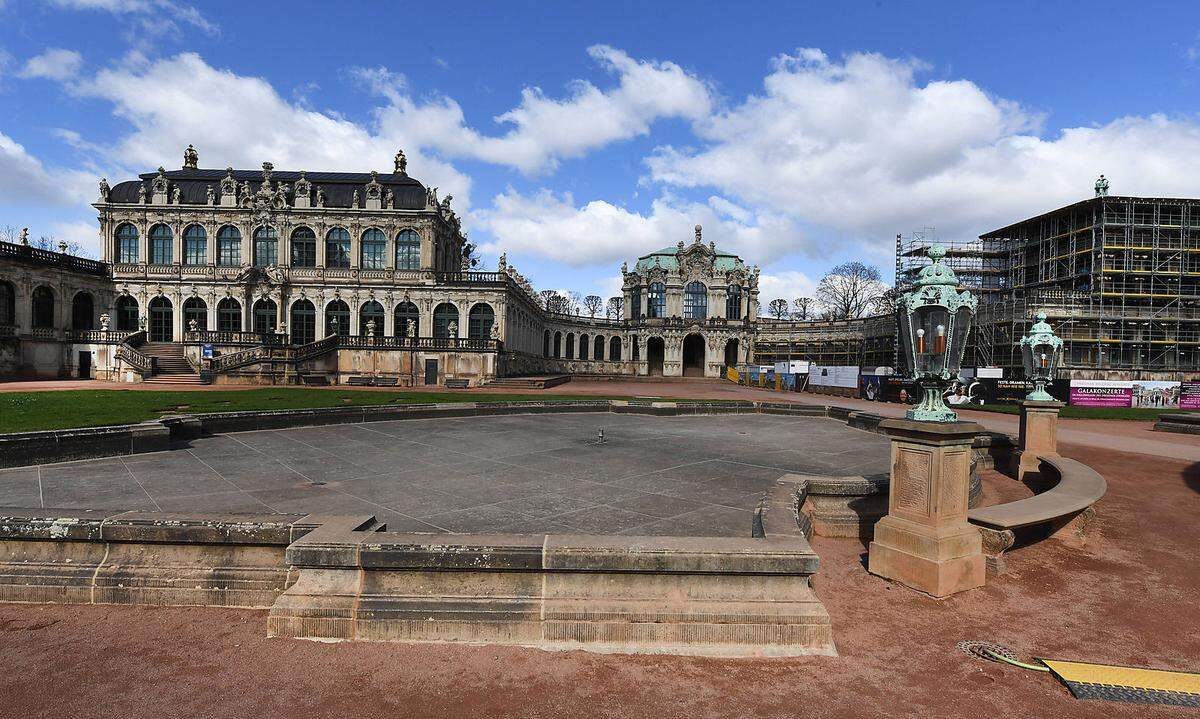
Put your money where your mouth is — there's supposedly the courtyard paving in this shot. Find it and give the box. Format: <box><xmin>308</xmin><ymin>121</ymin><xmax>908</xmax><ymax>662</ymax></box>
<box><xmin>0</xmin><ymin>413</ymin><xmax>889</xmax><ymax>537</ymax></box>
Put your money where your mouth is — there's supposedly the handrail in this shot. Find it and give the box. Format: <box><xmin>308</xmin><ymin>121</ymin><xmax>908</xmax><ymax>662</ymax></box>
<box><xmin>210</xmin><ymin>345</ymin><xmax>292</xmax><ymax>373</ymax></box>
<box><xmin>64</xmin><ymin>329</ymin><xmax>133</xmax><ymax>344</ymax></box>
<box><xmin>115</xmin><ymin>330</ymin><xmax>152</xmax><ymax>375</ymax></box>
<box><xmin>183</xmin><ymin>330</ymin><xmax>289</xmax><ymax>346</ymax></box>
<box><xmin>0</xmin><ymin>240</ymin><xmax>107</xmax><ymax>276</ymax></box>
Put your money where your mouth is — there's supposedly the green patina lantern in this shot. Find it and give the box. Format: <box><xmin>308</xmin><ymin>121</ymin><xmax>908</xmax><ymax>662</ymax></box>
<box><xmin>896</xmin><ymin>245</ymin><xmax>977</xmax><ymax>422</ymax></box>
<box><xmin>1019</xmin><ymin>311</ymin><xmax>1063</xmax><ymax>402</ymax></box>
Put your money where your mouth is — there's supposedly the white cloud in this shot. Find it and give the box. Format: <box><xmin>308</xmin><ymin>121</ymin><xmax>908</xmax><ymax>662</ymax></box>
<box><xmin>648</xmin><ymin>48</ymin><xmax>1200</xmax><ymax>246</ymax></box>
<box><xmin>477</xmin><ymin>187</ymin><xmax>804</xmax><ymax>267</ymax></box>
<box><xmin>360</xmin><ymin>45</ymin><xmax>712</xmax><ymax>174</ymax></box>
<box><xmin>50</xmin><ymin>219</ymin><xmax>101</xmax><ymax>254</ymax></box>
<box><xmin>0</xmin><ymin>130</ymin><xmax>92</xmax><ymax>205</ymax></box>
<box><xmin>47</xmin><ymin>0</ymin><xmax>216</xmax><ymax>35</ymax></box>
<box><xmin>66</xmin><ymin>53</ymin><xmax>474</xmax><ymax>210</ymax></box>
<box><xmin>19</xmin><ymin>48</ymin><xmax>83</xmax><ymax>81</ymax></box>
<box><xmin>757</xmin><ymin>270</ymin><xmax>818</xmax><ymax>305</ymax></box>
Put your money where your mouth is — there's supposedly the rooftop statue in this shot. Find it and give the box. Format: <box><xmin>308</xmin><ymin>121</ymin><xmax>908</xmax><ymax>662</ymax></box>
<box><xmin>1094</xmin><ymin>174</ymin><xmax>1109</xmax><ymax>198</ymax></box>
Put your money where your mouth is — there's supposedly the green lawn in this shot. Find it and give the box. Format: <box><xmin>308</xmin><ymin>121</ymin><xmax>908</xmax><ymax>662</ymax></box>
<box><xmin>0</xmin><ymin>388</ymin><xmax>629</xmax><ymax>434</ymax></box>
<box><xmin>957</xmin><ymin>402</ymin><xmax>1191</xmax><ymax>421</ymax></box>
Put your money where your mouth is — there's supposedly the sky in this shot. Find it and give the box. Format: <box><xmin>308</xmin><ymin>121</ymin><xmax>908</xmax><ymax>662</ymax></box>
<box><xmin>3</xmin><ymin>0</ymin><xmax>1200</xmax><ymax>305</ymax></box>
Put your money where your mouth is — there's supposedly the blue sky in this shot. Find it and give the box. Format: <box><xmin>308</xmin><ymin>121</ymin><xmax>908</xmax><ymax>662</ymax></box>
<box><xmin>3</xmin><ymin>1</ymin><xmax>1200</xmax><ymax>305</ymax></box>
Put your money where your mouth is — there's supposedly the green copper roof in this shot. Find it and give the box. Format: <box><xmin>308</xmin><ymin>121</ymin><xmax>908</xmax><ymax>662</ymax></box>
<box><xmin>633</xmin><ymin>245</ymin><xmax>747</xmax><ymax>273</ymax></box>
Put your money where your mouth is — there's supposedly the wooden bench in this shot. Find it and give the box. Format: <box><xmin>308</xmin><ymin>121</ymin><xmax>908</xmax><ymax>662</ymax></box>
<box><xmin>967</xmin><ymin>455</ymin><xmax>1107</xmax><ymax>571</ymax></box>
<box><xmin>300</xmin><ymin>374</ymin><xmax>330</xmax><ymax>386</ymax></box>
<box><xmin>346</xmin><ymin>376</ymin><xmax>401</xmax><ymax>387</ymax></box>
<box><xmin>444</xmin><ymin>378</ymin><xmax>470</xmax><ymax>389</ymax></box>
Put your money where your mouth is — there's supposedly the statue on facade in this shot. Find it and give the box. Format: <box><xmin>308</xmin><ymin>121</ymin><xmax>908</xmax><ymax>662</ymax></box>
<box><xmin>188</xmin><ymin>319</ymin><xmax>198</xmax><ymax>332</ymax></box>
<box><xmin>447</xmin><ymin>320</ymin><xmax>458</xmax><ymax>339</ymax></box>
<box><xmin>98</xmin><ymin>178</ymin><xmax>110</xmax><ymax>202</ymax></box>
<box><xmin>383</xmin><ymin>188</ymin><xmax>394</xmax><ymax>208</ymax></box>
<box><xmin>206</xmin><ymin>185</ymin><xmax>215</xmax><ymax>204</ymax></box>
<box><xmin>498</xmin><ymin>252</ymin><xmax>507</xmax><ymax>272</ymax></box>
<box><xmin>394</xmin><ymin>149</ymin><xmax>407</xmax><ymax>174</ymax></box>
<box><xmin>18</xmin><ymin>228</ymin><xmax>29</xmax><ymax>245</ymax></box>
<box><xmin>99</xmin><ymin>313</ymin><xmax>110</xmax><ymax>331</ymax></box>
<box><xmin>352</xmin><ymin>189</ymin><xmax>360</xmax><ymax>207</ymax></box>
<box><xmin>315</xmin><ymin>187</ymin><xmax>325</xmax><ymax>207</ymax></box>
<box><xmin>621</xmin><ymin>261</ymin><xmax>628</xmax><ymax>274</ymax></box>
<box><xmin>171</xmin><ymin>185</ymin><xmax>182</xmax><ymax>204</ymax></box>
<box><xmin>1094</xmin><ymin>174</ymin><xmax>1109</xmax><ymax>197</ymax></box>
<box><xmin>138</xmin><ymin>315</ymin><xmax>147</xmax><ymax>331</ymax></box>
<box><xmin>406</xmin><ymin>318</ymin><xmax>416</xmax><ymax>338</ymax></box>
<box><xmin>695</xmin><ymin>224</ymin><xmax>702</xmax><ymax>244</ymax></box>
<box><xmin>460</xmin><ymin>255</ymin><xmax>470</xmax><ymax>271</ymax></box>
<box><xmin>137</xmin><ymin>183</ymin><xmax>147</xmax><ymax>203</ymax></box>
<box><xmin>366</xmin><ymin>318</ymin><xmax>376</xmax><ymax>337</ymax></box>
<box><xmin>240</xmin><ymin>180</ymin><xmax>252</xmax><ymax>198</ymax></box>
<box><xmin>489</xmin><ymin>322</ymin><xmax>500</xmax><ymax>340</ymax></box>
<box><xmin>183</xmin><ymin>144</ymin><xmax>199</xmax><ymax>169</ymax></box>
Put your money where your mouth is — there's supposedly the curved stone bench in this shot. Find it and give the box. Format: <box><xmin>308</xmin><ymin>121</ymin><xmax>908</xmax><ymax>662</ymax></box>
<box><xmin>967</xmin><ymin>455</ymin><xmax>1106</xmax><ymax>571</ymax></box>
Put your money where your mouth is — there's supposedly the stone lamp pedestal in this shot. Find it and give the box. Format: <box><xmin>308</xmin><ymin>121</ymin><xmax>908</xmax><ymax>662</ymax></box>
<box><xmin>868</xmin><ymin>418</ymin><xmax>985</xmax><ymax>598</ymax></box>
<box><xmin>1011</xmin><ymin>400</ymin><xmax>1064</xmax><ymax>481</ymax></box>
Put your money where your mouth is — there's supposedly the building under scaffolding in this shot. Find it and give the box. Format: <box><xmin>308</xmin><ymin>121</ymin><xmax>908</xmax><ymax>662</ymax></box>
<box><xmin>896</xmin><ymin>228</ymin><xmax>1011</xmax><ymax>301</ymax></box>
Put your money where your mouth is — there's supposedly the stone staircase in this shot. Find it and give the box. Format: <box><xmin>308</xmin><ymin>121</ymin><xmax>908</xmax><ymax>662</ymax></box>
<box><xmin>141</xmin><ymin>342</ymin><xmax>203</xmax><ymax>386</ymax></box>
<box><xmin>484</xmin><ymin>375</ymin><xmax>571</xmax><ymax>390</ymax></box>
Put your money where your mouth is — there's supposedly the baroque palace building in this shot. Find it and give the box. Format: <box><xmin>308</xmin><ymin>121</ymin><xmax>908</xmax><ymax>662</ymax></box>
<box><xmin>0</xmin><ymin>147</ymin><xmax>760</xmax><ymax>385</ymax></box>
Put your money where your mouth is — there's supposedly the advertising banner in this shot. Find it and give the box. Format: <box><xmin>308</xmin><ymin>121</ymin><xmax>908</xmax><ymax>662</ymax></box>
<box><xmin>810</xmin><ymin>365</ymin><xmax>860</xmax><ymax>388</ymax></box>
<box><xmin>1180</xmin><ymin>381</ymin><xmax>1200</xmax><ymax>410</ymax></box>
<box><xmin>965</xmin><ymin>378</ymin><xmax>1069</xmax><ymax>405</ymax></box>
<box><xmin>1069</xmin><ymin>379</ymin><xmax>1133</xmax><ymax>408</ymax></box>
<box><xmin>881</xmin><ymin>376</ymin><xmax>918</xmax><ymax>404</ymax></box>
<box><xmin>859</xmin><ymin>375</ymin><xmax>882</xmax><ymax>401</ymax></box>
<box><xmin>1131</xmin><ymin>380</ymin><xmax>1180</xmax><ymax>409</ymax></box>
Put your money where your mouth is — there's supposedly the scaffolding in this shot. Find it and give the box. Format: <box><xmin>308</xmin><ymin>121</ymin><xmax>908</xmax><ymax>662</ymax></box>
<box><xmin>895</xmin><ymin>228</ymin><xmax>1012</xmax><ymax>301</ymax></box>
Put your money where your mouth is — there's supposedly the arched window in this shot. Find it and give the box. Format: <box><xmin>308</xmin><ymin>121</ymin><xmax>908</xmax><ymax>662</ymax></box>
<box><xmin>726</xmin><ymin>284</ymin><xmax>742</xmax><ymax>320</ymax></box>
<box><xmin>579</xmin><ymin>333</ymin><xmax>589</xmax><ymax>360</ymax></box>
<box><xmin>395</xmin><ymin>229</ymin><xmax>421</xmax><ymax>270</ymax></box>
<box><xmin>148</xmin><ymin>296</ymin><xmax>173</xmax><ymax>342</ymax></box>
<box><xmin>648</xmin><ymin>282</ymin><xmax>666</xmax><ymax>318</ymax></box>
<box><xmin>217</xmin><ymin>297</ymin><xmax>242</xmax><ymax>332</ymax></box>
<box><xmin>325</xmin><ymin>300</ymin><xmax>350</xmax><ymax>337</ymax></box>
<box><xmin>631</xmin><ymin>334</ymin><xmax>639</xmax><ymax>361</ymax></box>
<box><xmin>629</xmin><ymin>287</ymin><xmax>641</xmax><ymax>319</ymax></box>
<box><xmin>553</xmin><ymin>331</ymin><xmax>562</xmax><ymax>358</ymax></box>
<box><xmin>543</xmin><ymin>329</ymin><xmax>551</xmax><ymax>357</ymax></box>
<box><xmin>114</xmin><ymin>223</ymin><xmax>139</xmax><ymax>264</ymax></box>
<box><xmin>31</xmin><ymin>286</ymin><xmax>54</xmax><ymax>329</ymax></box>
<box><xmin>183</xmin><ymin>297</ymin><xmax>207</xmax><ymax>331</ymax></box>
<box><xmin>468</xmin><ymin>303</ymin><xmax>495</xmax><ymax>339</ymax></box>
<box><xmin>0</xmin><ymin>281</ymin><xmax>15</xmax><ymax>326</ymax></box>
<box><xmin>566</xmin><ymin>333</ymin><xmax>575</xmax><ymax>358</ymax></box>
<box><xmin>253</xmin><ymin>226</ymin><xmax>278</xmax><ymax>267</ymax></box>
<box><xmin>148</xmin><ymin>224</ymin><xmax>172</xmax><ymax>265</ymax></box>
<box><xmin>71</xmin><ymin>292</ymin><xmax>94</xmax><ymax>331</ymax></box>
<box><xmin>609</xmin><ymin>336</ymin><xmax>622</xmax><ymax>361</ymax></box>
<box><xmin>325</xmin><ymin>228</ymin><xmax>351</xmax><ymax>268</ymax></box>
<box><xmin>253</xmin><ymin>298</ymin><xmax>278</xmax><ymax>335</ymax></box>
<box><xmin>291</xmin><ymin>300</ymin><xmax>315</xmax><ymax>345</ymax></box>
<box><xmin>217</xmin><ymin>226</ymin><xmax>242</xmax><ymax>266</ymax></box>
<box><xmin>593</xmin><ymin>335</ymin><xmax>604</xmax><ymax>360</ymax></box>
<box><xmin>183</xmin><ymin>225</ymin><xmax>206</xmax><ymax>265</ymax></box>
<box><xmin>361</xmin><ymin>229</ymin><xmax>386</xmax><ymax>270</ymax></box>
<box><xmin>684</xmin><ymin>281</ymin><xmax>707</xmax><ymax>320</ymax></box>
<box><xmin>115</xmin><ymin>295</ymin><xmax>138</xmax><ymax>331</ymax></box>
<box><xmin>359</xmin><ymin>301</ymin><xmax>385</xmax><ymax>335</ymax></box>
<box><xmin>433</xmin><ymin>302</ymin><xmax>458</xmax><ymax>338</ymax></box>
<box><xmin>394</xmin><ymin>301</ymin><xmax>419</xmax><ymax>337</ymax></box>
<box><xmin>291</xmin><ymin>227</ymin><xmax>316</xmax><ymax>267</ymax></box>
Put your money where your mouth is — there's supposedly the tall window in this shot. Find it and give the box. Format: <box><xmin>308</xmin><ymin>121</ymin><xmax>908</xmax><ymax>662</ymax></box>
<box><xmin>593</xmin><ymin>335</ymin><xmax>604</xmax><ymax>360</ymax></box>
<box><xmin>433</xmin><ymin>302</ymin><xmax>458</xmax><ymax>338</ymax></box>
<box><xmin>684</xmin><ymin>281</ymin><xmax>707</xmax><ymax>320</ymax></box>
<box><xmin>183</xmin><ymin>297</ymin><xmax>207</xmax><ymax>331</ymax></box>
<box><xmin>360</xmin><ymin>228</ymin><xmax>386</xmax><ymax>270</ymax></box>
<box><xmin>359</xmin><ymin>301</ymin><xmax>385</xmax><ymax>335</ymax></box>
<box><xmin>609</xmin><ymin>336</ymin><xmax>622</xmax><ymax>361</ymax></box>
<box><xmin>394</xmin><ymin>301</ymin><xmax>419</xmax><ymax>337</ymax></box>
<box><xmin>31</xmin><ymin>286</ymin><xmax>54</xmax><ymax>329</ymax></box>
<box><xmin>148</xmin><ymin>224</ymin><xmax>172</xmax><ymax>264</ymax></box>
<box><xmin>291</xmin><ymin>227</ymin><xmax>316</xmax><ymax>267</ymax></box>
<box><xmin>217</xmin><ymin>226</ymin><xmax>242</xmax><ymax>266</ymax></box>
<box><xmin>395</xmin><ymin>229</ymin><xmax>420</xmax><ymax>270</ymax></box>
<box><xmin>253</xmin><ymin>299</ymin><xmax>277</xmax><ymax>335</ymax></box>
<box><xmin>217</xmin><ymin>297</ymin><xmax>242</xmax><ymax>332</ymax></box>
<box><xmin>726</xmin><ymin>284</ymin><xmax>742</xmax><ymax>319</ymax></box>
<box><xmin>325</xmin><ymin>228</ymin><xmax>351</xmax><ymax>268</ymax></box>
<box><xmin>0</xmin><ymin>281</ymin><xmax>14</xmax><ymax>326</ymax></box>
<box><xmin>253</xmin><ymin>226</ymin><xmax>278</xmax><ymax>267</ymax></box>
<box><xmin>115</xmin><ymin>296</ymin><xmax>138</xmax><ymax>331</ymax></box>
<box><xmin>72</xmin><ymin>292</ymin><xmax>94</xmax><ymax>330</ymax></box>
<box><xmin>115</xmin><ymin>223</ymin><xmax>139</xmax><ymax>264</ymax></box>
<box><xmin>648</xmin><ymin>282</ymin><xmax>666</xmax><ymax>318</ymax></box>
<box><xmin>325</xmin><ymin>300</ymin><xmax>350</xmax><ymax>337</ymax></box>
<box><xmin>291</xmin><ymin>300</ymin><xmax>315</xmax><ymax>345</ymax></box>
<box><xmin>629</xmin><ymin>287</ymin><xmax>641</xmax><ymax>319</ymax></box>
<box><xmin>468</xmin><ymin>303</ymin><xmax>495</xmax><ymax>339</ymax></box>
<box><xmin>183</xmin><ymin>225</ymin><xmax>207</xmax><ymax>265</ymax></box>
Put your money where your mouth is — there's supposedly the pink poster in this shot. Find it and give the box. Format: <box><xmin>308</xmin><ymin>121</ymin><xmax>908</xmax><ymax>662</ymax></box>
<box><xmin>1069</xmin><ymin>380</ymin><xmax>1132</xmax><ymax>408</ymax></box>
<box><xmin>1180</xmin><ymin>381</ymin><xmax>1200</xmax><ymax>410</ymax></box>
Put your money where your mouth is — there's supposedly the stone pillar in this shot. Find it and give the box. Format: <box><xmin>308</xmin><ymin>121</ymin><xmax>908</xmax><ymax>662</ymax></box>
<box><xmin>868</xmin><ymin>419</ymin><xmax>985</xmax><ymax>598</ymax></box>
<box><xmin>1011</xmin><ymin>400</ymin><xmax>1063</xmax><ymax>481</ymax></box>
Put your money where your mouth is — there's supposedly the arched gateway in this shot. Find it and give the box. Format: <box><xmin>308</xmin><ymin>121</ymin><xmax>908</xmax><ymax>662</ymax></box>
<box><xmin>682</xmin><ymin>333</ymin><xmax>705</xmax><ymax>377</ymax></box>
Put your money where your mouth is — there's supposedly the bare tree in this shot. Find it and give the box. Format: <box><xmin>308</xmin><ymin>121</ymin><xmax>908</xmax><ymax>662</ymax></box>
<box><xmin>872</xmin><ymin>287</ymin><xmax>903</xmax><ymax>316</ymax></box>
<box><xmin>0</xmin><ymin>226</ymin><xmax>20</xmax><ymax>244</ymax></box>
<box><xmin>566</xmin><ymin>291</ymin><xmax>582</xmax><ymax>315</ymax></box>
<box><xmin>583</xmin><ymin>294</ymin><xmax>603</xmax><ymax>317</ymax></box>
<box><xmin>539</xmin><ymin>289</ymin><xmax>560</xmax><ymax>311</ymax></box>
<box><xmin>606</xmin><ymin>296</ymin><xmax>624</xmax><ymax>320</ymax></box>
<box><xmin>791</xmin><ymin>297</ymin><xmax>813</xmax><ymax>320</ymax></box>
<box><xmin>815</xmin><ymin>262</ymin><xmax>885</xmax><ymax>320</ymax></box>
<box><xmin>767</xmin><ymin>298</ymin><xmax>790</xmax><ymax>319</ymax></box>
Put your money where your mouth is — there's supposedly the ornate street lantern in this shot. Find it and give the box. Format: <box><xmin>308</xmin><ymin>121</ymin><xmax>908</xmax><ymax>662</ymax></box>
<box><xmin>1019</xmin><ymin>311</ymin><xmax>1062</xmax><ymax>401</ymax></box>
<box><xmin>896</xmin><ymin>245</ymin><xmax>976</xmax><ymax>422</ymax></box>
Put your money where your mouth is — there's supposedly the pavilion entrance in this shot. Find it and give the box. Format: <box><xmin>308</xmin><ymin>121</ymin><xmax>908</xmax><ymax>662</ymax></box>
<box><xmin>682</xmin><ymin>333</ymin><xmax>705</xmax><ymax>377</ymax></box>
<box><xmin>148</xmin><ymin>297</ymin><xmax>173</xmax><ymax>342</ymax></box>
<box><xmin>647</xmin><ymin>336</ymin><xmax>665</xmax><ymax>376</ymax></box>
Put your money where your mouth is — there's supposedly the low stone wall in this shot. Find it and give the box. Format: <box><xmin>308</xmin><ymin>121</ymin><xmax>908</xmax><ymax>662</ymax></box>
<box><xmin>1153</xmin><ymin>413</ymin><xmax>1200</xmax><ymax>435</ymax></box>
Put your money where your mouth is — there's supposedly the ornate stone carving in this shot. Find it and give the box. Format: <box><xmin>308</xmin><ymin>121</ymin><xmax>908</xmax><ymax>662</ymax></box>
<box><xmin>183</xmin><ymin>144</ymin><xmax>199</xmax><ymax>170</ymax></box>
<box><xmin>394</xmin><ymin>149</ymin><xmax>407</xmax><ymax>174</ymax></box>
<box><xmin>98</xmin><ymin>178</ymin><xmax>110</xmax><ymax>202</ymax></box>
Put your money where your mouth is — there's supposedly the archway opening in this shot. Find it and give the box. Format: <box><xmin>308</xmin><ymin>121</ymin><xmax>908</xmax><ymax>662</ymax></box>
<box><xmin>148</xmin><ymin>296</ymin><xmax>173</xmax><ymax>342</ymax></box>
<box><xmin>682</xmin><ymin>333</ymin><xmax>705</xmax><ymax>377</ymax></box>
<box><xmin>724</xmin><ymin>338</ymin><xmax>739</xmax><ymax>368</ymax></box>
<box><xmin>647</xmin><ymin>336</ymin><xmax>665</xmax><ymax>376</ymax></box>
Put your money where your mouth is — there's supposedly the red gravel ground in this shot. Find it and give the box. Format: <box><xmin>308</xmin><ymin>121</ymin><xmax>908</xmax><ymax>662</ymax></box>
<box><xmin>2</xmin><ymin>441</ymin><xmax>1198</xmax><ymax>718</ymax></box>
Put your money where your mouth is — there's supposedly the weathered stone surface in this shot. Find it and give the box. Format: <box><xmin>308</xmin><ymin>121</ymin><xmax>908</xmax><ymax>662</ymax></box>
<box><xmin>1011</xmin><ymin>401</ymin><xmax>1063</xmax><ymax>480</ymax></box>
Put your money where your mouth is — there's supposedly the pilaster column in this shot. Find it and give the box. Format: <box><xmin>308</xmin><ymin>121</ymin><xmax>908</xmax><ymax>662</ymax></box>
<box><xmin>1012</xmin><ymin>400</ymin><xmax>1063</xmax><ymax>480</ymax></box>
<box><xmin>868</xmin><ymin>419</ymin><xmax>986</xmax><ymax>598</ymax></box>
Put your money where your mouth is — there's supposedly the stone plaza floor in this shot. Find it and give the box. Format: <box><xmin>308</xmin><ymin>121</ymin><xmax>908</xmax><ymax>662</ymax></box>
<box><xmin>0</xmin><ymin>413</ymin><xmax>890</xmax><ymax>537</ymax></box>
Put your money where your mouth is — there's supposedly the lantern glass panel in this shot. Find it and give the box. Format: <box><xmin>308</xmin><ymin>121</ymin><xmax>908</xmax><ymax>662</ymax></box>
<box><xmin>914</xmin><ymin>306</ymin><xmax>949</xmax><ymax>374</ymax></box>
<box><xmin>949</xmin><ymin>306</ymin><xmax>972</xmax><ymax>374</ymax></box>
<box><xmin>1033</xmin><ymin>340</ymin><xmax>1055</xmax><ymax>378</ymax></box>
<box><xmin>896</xmin><ymin>306</ymin><xmax>913</xmax><ymax>375</ymax></box>
<box><xmin>1021</xmin><ymin>340</ymin><xmax>1035</xmax><ymax>379</ymax></box>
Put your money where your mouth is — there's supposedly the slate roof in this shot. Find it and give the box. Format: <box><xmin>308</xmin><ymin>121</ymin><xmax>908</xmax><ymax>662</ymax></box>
<box><xmin>106</xmin><ymin>168</ymin><xmax>429</xmax><ymax>210</ymax></box>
